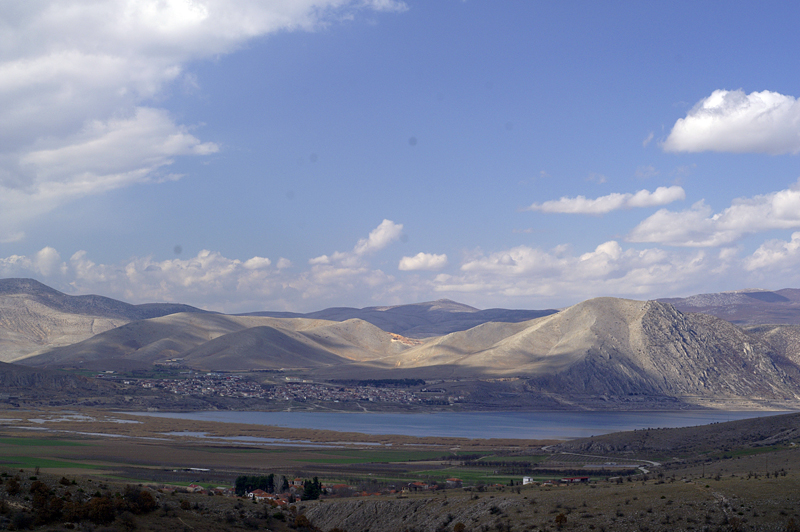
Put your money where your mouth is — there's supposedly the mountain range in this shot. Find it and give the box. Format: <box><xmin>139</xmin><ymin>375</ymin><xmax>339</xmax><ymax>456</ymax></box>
<box><xmin>4</xmin><ymin>278</ymin><xmax>800</xmax><ymax>410</ymax></box>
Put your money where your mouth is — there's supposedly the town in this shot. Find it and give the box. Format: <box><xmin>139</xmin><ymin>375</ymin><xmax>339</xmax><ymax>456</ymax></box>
<box><xmin>133</xmin><ymin>374</ymin><xmax>427</xmax><ymax>405</ymax></box>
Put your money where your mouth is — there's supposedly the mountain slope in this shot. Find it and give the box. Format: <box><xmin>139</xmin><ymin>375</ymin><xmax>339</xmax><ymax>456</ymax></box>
<box><xmin>0</xmin><ymin>278</ymin><xmax>204</xmax><ymax>320</ymax></box>
<box><xmin>243</xmin><ymin>299</ymin><xmax>558</xmax><ymax>338</ymax></box>
<box><xmin>0</xmin><ymin>278</ymin><xmax>205</xmax><ymax>362</ymax></box>
<box><xmin>22</xmin><ymin>313</ymin><xmax>420</xmax><ymax>371</ymax></box>
<box><xmin>351</xmin><ymin>298</ymin><xmax>800</xmax><ymax>404</ymax></box>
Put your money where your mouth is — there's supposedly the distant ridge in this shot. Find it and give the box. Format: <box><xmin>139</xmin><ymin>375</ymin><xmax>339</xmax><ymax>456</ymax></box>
<box><xmin>0</xmin><ymin>278</ymin><xmax>205</xmax><ymax>320</ymax></box>
<box><xmin>659</xmin><ymin>288</ymin><xmax>800</xmax><ymax>325</ymax></box>
<box><xmin>0</xmin><ymin>277</ymin><xmax>207</xmax><ymax>362</ymax></box>
<box><xmin>241</xmin><ymin>298</ymin><xmax>558</xmax><ymax>338</ymax></box>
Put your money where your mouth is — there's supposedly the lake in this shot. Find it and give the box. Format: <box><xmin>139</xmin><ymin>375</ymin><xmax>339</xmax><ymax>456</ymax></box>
<box><xmin>127</xmin><ymin>410</ymin><xmax>794</xmax><ymax>440</ymax></box>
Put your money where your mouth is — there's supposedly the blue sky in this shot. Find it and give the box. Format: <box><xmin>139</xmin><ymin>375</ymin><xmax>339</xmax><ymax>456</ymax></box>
<box><xmin>2</xmin><ymin>1</ymin><xmax>800</xmax><ymax>312</ymax></box>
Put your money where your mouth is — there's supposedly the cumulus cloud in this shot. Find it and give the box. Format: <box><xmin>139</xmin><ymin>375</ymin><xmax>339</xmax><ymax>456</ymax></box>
<box><xmin>745</xmin><ymin>232</ymin><xmax>800</xmax><ymax>271</ymax></box>
<box><xmin>399</xmin><ymin>252</ymin><xmax>448</xmax><ymax>271</ymax></box>
<box><xmin>0</xmin><ymin>247</ymin><xmax>280</xmax><ymax>311</ymax></box>
<box><xmin>0</xmin><ymin>217</ymin><xmax>412</xmax><ymax>312</ymax></box>
<box><xmin>663</xmin><ymin>89</ymin><xmax>800</xmax><ymax>154</ymax></box>
<box><xmin>527</xmin><ymin>186</ymin><xmax>685</xmax><ymax>214</ymax></box>
<box><xmin>5</xmin><ymin>235</ymin><xmax>796</xmax><ymax>312</ymax></box>
<box><xmin>0</xmin><ymin>1</ymin><xmax>407</xmax><ymax>240</ymax></box>
<box><xmin>629</xmin><ymin>180</ymin><xmax>800</xmax><ymax>247</ymax></box>
<box><xmin>431</xmin><ymin>241</ymin><xmax>712</xmax><ymax>304</ymax></box>
<box><xmin>353</xmin><ymin>219</ymin><xmax>404</xmax><ymax>256</ymax></box>
<box><xmin>298</xmin><ymin>219</ymin><xmax>404</xmax><ymax>303</ymax></box>
<box><xmin>311</xmin><ymin>219</ymin><xmax>403</xmax><ymax>268</ymax></box>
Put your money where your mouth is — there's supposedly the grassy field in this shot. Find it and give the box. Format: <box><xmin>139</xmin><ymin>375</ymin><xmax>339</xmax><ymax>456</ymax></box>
<box><xmin>0</xmin><ymin>437</ymin><xmax>87</xmax><ymax>447</ymax></box>
<box><xmin>299</xmin><ymin>449</ymin><xmax>453</xmax><ymax>464</ymax></box>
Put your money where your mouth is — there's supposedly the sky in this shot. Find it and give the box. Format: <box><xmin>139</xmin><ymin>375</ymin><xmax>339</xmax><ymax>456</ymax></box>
<box><xmin>1</xmin><ymin>1</ymin><xmax>800</xmax><ymax>313</ymax></box>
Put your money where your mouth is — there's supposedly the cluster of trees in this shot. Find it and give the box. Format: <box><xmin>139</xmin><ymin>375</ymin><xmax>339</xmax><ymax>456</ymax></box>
<box><xmin>235</xmin><ymin>474</ymin><xmax>290</xmax><ymax>496</ymax></box>
<box><xmin>6</xmin><ymin>479</ymin><xmax>157</xmax><ymax>528</ymax></box>
<box><xmin>234</xmin><ymin>474</ymin><xmax>323</xmax><ymax>501</ymax></box>
<box><xmin>301</xmin><ymin>477</ymin><xmax>322</xmax><ymax>500</ymax></box>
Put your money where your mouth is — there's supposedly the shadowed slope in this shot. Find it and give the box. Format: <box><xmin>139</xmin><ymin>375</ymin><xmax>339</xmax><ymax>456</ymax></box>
<box><xmin>181</xmin><ymin>326</ymin><xmax>350</xmax><ymax>371</ymax></box>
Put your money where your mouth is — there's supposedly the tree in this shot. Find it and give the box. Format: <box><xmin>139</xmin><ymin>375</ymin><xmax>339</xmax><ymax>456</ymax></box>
<box><xmin>302</xmin><ymin>477</ymin><xmax>322</xmax><ymax>501</ymax></box>
<box><xmin>5</xmin><ymin>477</ymin><xmax>20</xmax><ymax>496</ymax></box>
<box><xmin>86</xmin><ymin>496</ymin><xmax>115</xmax><ymax>525</ymax></box>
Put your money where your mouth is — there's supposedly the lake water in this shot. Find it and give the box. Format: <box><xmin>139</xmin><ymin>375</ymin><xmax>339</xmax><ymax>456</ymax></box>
<box><xmin>127</xmin><ymin>410</ymin><xmax>795</xmax><ymax>440</ymax></box>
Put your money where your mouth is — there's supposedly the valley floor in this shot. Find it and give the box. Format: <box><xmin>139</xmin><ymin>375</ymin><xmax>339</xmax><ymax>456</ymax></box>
<box><xmin>0</xmin><ymin>406</ymin><xmax>797</xmax><ymax>531</ymax></box>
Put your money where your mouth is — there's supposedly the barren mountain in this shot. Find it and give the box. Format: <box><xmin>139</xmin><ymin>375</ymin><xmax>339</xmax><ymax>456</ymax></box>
<box><xmin>660</xmin><ymin>288</ymin><xmax>800</xmax><ymax>325</ymax></box>
<box><xmin>243</xmin><ymin>298</ymin><xmax>557</xmax><ymax>338</ymax></box>
<box><xmin>23</xmin><ymin>313</ymin><xmax>416</xmax><ymax>371</ymax></box>
<box><xmin>0</xmin><ymin>278</ymin><xmax>204</xmax><ymax>362</ymax></box>
<box><xmin>333</xmin><ymin>297</ymin><xmax>800</xmax><ymax>405</ymax></box>
<box><xmin>9</xmin><ymin>278</ymin><xmax>800</xmax><ymax>409</ymax></box>
<box><xmin>745</xmin><ymin>324</ymin><xmax>800</xmax><ymax>367</ymax></box>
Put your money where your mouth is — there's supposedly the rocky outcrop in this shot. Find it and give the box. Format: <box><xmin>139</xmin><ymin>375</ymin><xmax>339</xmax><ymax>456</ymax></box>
<box><xmin>300</xmin><ymin>494</ymin><xmax>523</xmax><ymax>532</ymax></box>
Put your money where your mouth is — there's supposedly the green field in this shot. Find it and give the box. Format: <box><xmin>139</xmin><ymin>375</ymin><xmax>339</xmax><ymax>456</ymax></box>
<box><xmin>477</xmin><ymin>454</ymin><xmax>549</xmax><ymax>463</ymax></box>
<box><xmin>0</xmin><ymin>437</ymin><xmax>88</xmax><ymax>447</ymax></box>
<box><xmin>0</xmin><ymin>456</ymin><xmax>102</xmax><ymax>470</ymax></box>
<box><xmin>299</xmin><ymin>449</ymin><xmax>452</xmax><ymax>464</ymax></box>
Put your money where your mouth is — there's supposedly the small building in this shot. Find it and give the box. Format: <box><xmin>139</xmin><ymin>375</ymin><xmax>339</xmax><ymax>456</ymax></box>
<box><xmin>561</xmin><ymin>477</ymin><xmax>590</xmax><ymax>484</ymax></box>
<box><xmin>248</xmin><ymin>489</ymin><xmax>270</xmax><ymax>501</ymax></box>
<box><xmin>522</xmin><ymin>476</ymin><xmax>535</xmax><ymax>485</ymax></box>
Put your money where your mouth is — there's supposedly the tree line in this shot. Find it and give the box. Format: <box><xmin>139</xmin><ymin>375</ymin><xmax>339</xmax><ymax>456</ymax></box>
<box><xmin>234</xmin><ymin>474</ymin><xmax>323</xmax><ymax>501</ymax></box>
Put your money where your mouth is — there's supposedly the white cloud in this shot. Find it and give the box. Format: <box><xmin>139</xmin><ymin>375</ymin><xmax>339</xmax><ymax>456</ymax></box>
<box><xmin>663</xmin><ymin>89</ymin><xmax>800</xmax><ymax>154</ymax></box>
<box><xmin>527</xmin><ymin>186</ymin><xmax>685</xmax><ymax>214</ymax></box>
<box><xmin>0</xmin><ymin>1</ymin><xmax>408</xmax><ymax>240</ymax></box>
<box><xmin>5</xmin><ymin>234</ymin><xmax>797</xmax><ymax>312</ymax></box>
<box><xmin>399</xmin><ymin>252</ymin><xmax>448</xmax><ymax>271</ymax></box>
<box><xmin>642</xmin><ymin>131</ymin><xmax>654</xmax><ymax>147</ymax></box>
<box><xmin>629</xmin><ymin>180</ymin><xmax>800</xmax><ymax>247</ymax></box>
<box><xmin>745</xmin><ymin>232</ymin><xmax>800</xmax><ymax>271</ymax></box>
<box><xmin>432</xmin><ymin>241</ymin><xmax>712</xmax><ymax>304</ymax></box>
<box><xmin>353</xmin><ymin>219</ymin><xmax>404</xmax><ymax>256</ymax></box>
<box><xmin>310</xmin><ymin>219</ymin><xmax>403</xmax><ymax>269</ymax></box>
<box><xmin>1</xmin><ymin>107</ymin><xmax>218</xmax><ymax>242</ymax></box>
<box><xmin>298</xmin><ymin>219</ymin><xmax>404</xmax><ymax>304</ymax></box>
<box><xmin>0</xmin><ymin>217</ymin><xmax>411</xmax><ymax>312</ymax></box>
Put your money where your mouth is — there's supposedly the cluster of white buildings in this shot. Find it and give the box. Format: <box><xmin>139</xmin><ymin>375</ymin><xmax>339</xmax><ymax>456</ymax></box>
<box><xmin>135</xmin><ymin>375</ymin><xmax>423</xmax><ymax>404</ymax></box>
